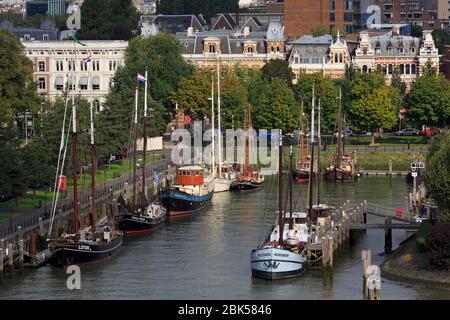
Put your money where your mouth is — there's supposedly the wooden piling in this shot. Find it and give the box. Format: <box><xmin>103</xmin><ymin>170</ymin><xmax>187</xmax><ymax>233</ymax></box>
<box><xmin>361</xmin><ymin>249</ymin><xmax>371</xmax><ymax>297</ymax></box>
<box><xmin>321</xmin><ymin>236</ymin><xmax>328</xmax><ymax>267</ymax></box>
<box><xmin>328</xmin><ymin>236</ymin><xmax>334</xmax><ymax>268</ymax></box>
<box><xmin>19</xmin><ymin>239</ymin><xmax>24</xmax><ymax>270</ymax></box>
<box><xmin>30</xmin><ymin>233</ymin><xmax>37</xmax><ymax>266</ymax></box>
<box><xmin>8</xmin><ymin>243</ymin><xmax>13</xmax><ymax>275</ymax></box>
<box><xmin>388</xmin><ymin>159</ymin><xmax>393</xmax><ymax>176</ymax></box>
<box><xmin>0</xmin><ymin>242</ymin><xmax>3</xmax><ymax>284</ymax></box>
<box><xmin>384</xmin><ymin>216</ymin><xmax>392</xmax><ymax>254</ymax></box>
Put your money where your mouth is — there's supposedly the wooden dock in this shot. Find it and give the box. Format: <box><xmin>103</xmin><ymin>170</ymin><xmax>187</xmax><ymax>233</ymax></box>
<box><xmin>305</xmin><ymin>200</ymin><xmax>420</xmax><ymax>269</ymax></box>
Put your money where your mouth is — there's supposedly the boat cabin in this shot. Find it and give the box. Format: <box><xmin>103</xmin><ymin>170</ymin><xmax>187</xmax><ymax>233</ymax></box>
<box><xmin>283</xmin><ymin>212</ymin><xmax>308</xmax><ymax>225</ymax></box>
<box><xmin>311</xmin><ymin>204</ymin><xmax>331</xmax><ymax>226</ymax></box>
<box><xmin>176</xmin><ymin>166</ymin><xmax>205</xmax><ymax>186</ymax></box>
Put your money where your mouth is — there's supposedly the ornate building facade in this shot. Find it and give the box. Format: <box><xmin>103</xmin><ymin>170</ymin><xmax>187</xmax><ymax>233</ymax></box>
<box><xmin>353</xmin><ymin>29</ymin><xmax>440</xmax><ymax>90</ymax></box>
<box><xmin>288</xmin><ymin>32</ymin><xmax>350</xmax><ymax>83</ymax></box>
<box><xmin>23</xmin><ymin>40</ymin><xmax>127</xmax><ymax>110</ymax></box>
<box><xmin>176</xmin><ymin>22</ymin><xmax>285</xmax><ymax>69</ymax></box>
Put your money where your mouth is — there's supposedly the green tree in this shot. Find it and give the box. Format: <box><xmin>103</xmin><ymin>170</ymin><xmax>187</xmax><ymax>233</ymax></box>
<box><xmin>22</xmin><ymin>138</ymin><xmax>54</xmax><ymax>196</ymax></box>
<box><xmin>0</xmin><ymin>29</ymin><xmax>38</xmax><ymax>124</ymax></box>
<box><xmin>432</xmin><ymin>29</ymin><xmax>450</xmax><ymax>57</ymax></box>
<box><xmin>411</xmin><ymin>25</ymin><xmax>423</xmax><ymax>38</ymax></box>
<box><xmin>261</xmin><ymin>59</ymin><xmax>294</xmax><ymax>85</ymax></box>
<box><xmin>171</xmin><ymin>70</ymin><xmax>211</xmax><ymax>119</ymax></box>
<box><xmin>349</xmin><ymin>87</ymin><xmax>400</xmax><ymax>140</ymax></box>
<box><xmin>253</xmin><ymin>79</ymin><xmax>298</xmax><ymax>133</ymax></box>
<box><xmin>310</xmin><ymin>26</ymin><xmax>327</xmax><ymax>37</ymax></box>
<box><xmin>404</xmin><ymin>63</ymin><xmax>450</xmax><ymax>127</ymax></box>
<box><xmin>425</xmin><ymin>130</ymin><xmax>450</xmax><ymax>222</ymax></box>
<box><xmin>78</xmin><ymin>0</ymin><xmax>139</xmax><ymax>40</ymax></box>
<box><xmin>221</xmin><ymin>71</ymin><xmax>248</xmax><ymax>128</ymax></box>
<box><xmin>98</xmin><ymin>34</ymin><xmax>192</xmax><ymax>156</ymax></box>
<box><xmin>294</xmin><ymin>73</ymin><xmax>340</xmax><ymax>133</ymax></box>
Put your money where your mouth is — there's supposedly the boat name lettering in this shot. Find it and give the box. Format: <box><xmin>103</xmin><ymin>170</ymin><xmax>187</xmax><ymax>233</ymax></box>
<box><xmin>274</xmin><ymin>253</ymin><xmax>289</xmax><ymax>257</ymax></box>
<box><xmin>78</xmin><ymin>245</ymin><xmax>91</xmax><ymax>251</ymax></box>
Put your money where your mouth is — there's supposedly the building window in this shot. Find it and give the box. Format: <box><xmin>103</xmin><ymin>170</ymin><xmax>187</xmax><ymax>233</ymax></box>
<box><xmin>344</xmin><ymin>1</ymin><xmax>353</xmax><ymax>10</ymax></box>
<box><xmin>406</xmin><ymin>64</ymin><xmax>410</xmax><ymax>74</ymax></box>
<box><xmin>330</xmin><ymin>13</ymin><xmax>335</xmax><ymax>22</ymax></box>
<box><xmin>344</xmin><ymin>13</ymin><xmax>353</xmax><ymax>22</ymax></box>
<box><xmin>92</xmin><ymin>60</ymin><xmax>100</xmax><ymax>71</ymax></box>
<box><xmin>43</xmin><ymin>34</ymin><xmax>49</xmax><ymax>41</ymax></box>
<box><xmin>80</xmin><ymin>61</ymin><xmax>88</xmax><ymax>71</ymax></box>
<box><xmin>330</xmin><ymin>1</ymin><xmax>335</xmax><ymax>10</ymax></box>
<box><xmin>24</xmin><ymin>34</ymin><xmax>30</xmax><ymax>41</ymax></box>
<box><xmin>400</xmin><ymin>64</ymin><xmax>405</xmax><ymax>74</ymax></box>
<box><xmin>38</xmin><ymin>61</ymin><xmax>45</xmax><ymax>72</ymax></box>
<box><xmin>79</xmin><ymin>76</ymin><xmax>88</xmax><ymax>90</ymax></box>
<box><xmin>92</xmin><ymin>77</ymin><xmax>100</xmax><ymax>90</ymax></box>
<box><xmin>56</xmin><ymin>61</ymin><xmax>64</xmax><ymax>71</ymax></box>
<box><xmin>209</xmin><ymin>44</ymin><xmax>216</xmax><ymax>53</ymax></box>
<box><xmin>109</xmin><ymin>60</ymin><xmax>113</xmax><ymax>71</ymax></box>
<box><xmin>362</xmin><ymin>65</ymin><xmax>368</xmax><ymax>73</ymax></box>
<box><xmin>54</xmin><ymin>77</ymin><xmax>64</xmax><ymax>91</ymax></box>
<box><xmin>411</xmin><ymin>64</ymin><xmax>416</xmax><ymax>74</ymax></box>
<box><xmin>38</xmin><ymin>77</ymin><xmax>46</xmax><ymax>90</ymax></box>
<box><xmin>388</xmin><ymin>64</ymin><xmax>393</xmax><ymax>75</ymax></box>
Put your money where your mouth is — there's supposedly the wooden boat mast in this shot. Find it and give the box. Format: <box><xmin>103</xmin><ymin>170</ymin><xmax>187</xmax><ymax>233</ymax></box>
<box><xmin>142</xmin><ymin>70</ymin><xmax>148</xmax><ymax>206</ymax></box>
<box><xmin>336</xmin><ymin>86</ymin><xmax>343</xmax><ymax>169</ymax></box>
<box><xmin>317</xmin><ymin>99</ymin><xmax>321</xmax><ymax>205</ymax></box>
<box><xmin>211</xmin><ymin>74</ymin><xmax>215</xmax><ymax>176</ymax></box>
<box><xmin>71</xmin><ymin>40</ymin><xmax>79</xmax><ymax>234</ymax></box>
<box><xmin>289</xmin><ymin>145</ymin><xmax>294</xmax><ymax>230</ymax></box>
<box><xmin>89</xmin><ymin>92</ymin><xmax>96</xmax><ymax>228</ymax></box>
<box><xmin>278</xmin><ymin>129</ymin><xmax>284</xmax><ymax>246</ymax></box>
<box><xmin>216</xmin><ymin>62</ymin><xmax>222</xmax><ymax>175</ymax></box>
<box><xmin>308</xmin><ymin>88</ymin><xmax>315</xmax><ymax>219</ymax></box>
<box><xmin>298</xmin><ymin>100</ymin><xmax>306</xmax><ymax>168</ymax></box>
<box><xmin>132</xmin><ymin>86</ymin><xmax>139</xmax><ymax>211</ymax></box>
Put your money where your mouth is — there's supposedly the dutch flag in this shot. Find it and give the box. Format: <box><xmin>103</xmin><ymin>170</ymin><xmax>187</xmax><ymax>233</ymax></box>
<box><xmin>82</xmin><ymin>53</ymin><xmax>92</xmax><ymax>63</ymax></box>
<box><xmin>137</xmin><ymin>73</ymin><xmax>147</xmax><ymax>82</ymax></box>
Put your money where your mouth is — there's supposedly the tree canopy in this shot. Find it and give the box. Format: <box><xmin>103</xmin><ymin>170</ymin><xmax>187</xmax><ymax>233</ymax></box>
<box><xmin>425</xmin><ymin>130</ymin><xmax>450</xmax><ymax>222</ymax></box>
<box><xmin>78</xmin><ymin>0</ymin><xmax>139</xmax><ymax>40</ymax></box>
<box><xmin>261</xmin><ymin>59</ymin><xmax>294</xmax><ymax>86</ymax></box>
<box><xmin>404</xmin><ymin>62</ymin><xmax>450</xmax><ymax>127</ymax></box>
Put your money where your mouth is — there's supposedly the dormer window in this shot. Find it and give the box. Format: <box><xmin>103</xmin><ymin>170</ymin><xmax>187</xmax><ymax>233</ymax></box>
<box><xmin>209</xmin><ymin>44</ymin><xmax>216</xmax><ymax>53</ymax></box>
<box><xmin>43</xmin><ymin>34</ymin><xmax>49</xmax><ymax>41</ymax></box>
<box><xmin>248</xmin><ymin>47</ymin><xmax>253</xmax><ymax>53</ymax></box>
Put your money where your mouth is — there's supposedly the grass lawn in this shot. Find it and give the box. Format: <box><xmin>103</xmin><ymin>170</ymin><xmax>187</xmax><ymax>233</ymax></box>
<box><xmin>323</xmin><ymin>135</ymin><xmax>428</xmax><ymax>147</ymax></box>
<box><xmin>0</xmin><ymin>156</ymin><xmax>158</xmax><ymax>213</ymax></box>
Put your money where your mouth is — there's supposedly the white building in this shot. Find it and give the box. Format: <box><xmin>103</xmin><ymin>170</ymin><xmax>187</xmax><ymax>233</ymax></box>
<box><xmin>353</xmin><ymin>30</ymin><xmax>440</xmax><ymax>90</ymax></box>
<box><xmin>23</xmin><ymin>40</ymin><xmax>128</xmax><ymax>111</ymax></box>
<box><xmin>289</xmin><ymin>32</ymin><xmax>350</xmax><ymax>83</ymax></box>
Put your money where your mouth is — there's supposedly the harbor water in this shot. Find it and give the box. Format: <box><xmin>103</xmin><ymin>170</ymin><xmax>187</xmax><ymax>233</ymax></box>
<box><xmin>1</xmin><ymin>176</ymin><xmax>449</xmax><ymax>299</ymax></box>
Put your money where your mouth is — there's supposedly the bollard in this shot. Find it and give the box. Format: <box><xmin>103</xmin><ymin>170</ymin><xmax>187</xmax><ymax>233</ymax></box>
<box><xmin>361</xmin><ymin>249</ymin><xmax>371</xmax><ymax>296</ymax></box>
<box><xmin>321</xmin><ymin>236</ymin><xmax>328</xmax><ymax>267</ymax></box>
<box><xmin>388</xmin><ymin>159</ymin><xmax>392</xmax><ymax>176</ymax></box>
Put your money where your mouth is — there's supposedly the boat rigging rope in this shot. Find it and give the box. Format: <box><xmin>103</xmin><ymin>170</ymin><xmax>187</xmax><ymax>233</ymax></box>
<box><xmin>48</xmin><ymin>94</ymin><xmax>71</xmax><ymax>238</ymax></box>
<box><xmin>256</xmin><ymin>173</ymin><xmax>275</xmax><ymax>248</ymax></box>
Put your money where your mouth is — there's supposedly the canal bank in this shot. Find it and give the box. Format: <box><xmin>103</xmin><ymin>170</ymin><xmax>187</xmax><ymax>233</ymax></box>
<box><xmin>381</xmin><ymin>234</ymin><xmax>450</xmax><ymax>288</ymax></box>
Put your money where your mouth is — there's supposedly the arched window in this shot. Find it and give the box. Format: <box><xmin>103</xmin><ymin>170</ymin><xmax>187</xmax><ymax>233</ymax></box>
<box><xmin>400</xmin><ymin>64</ymin><xmax>404</xmax><ymax>74</ymax></box>
<box><xmin>362</xmin><ymin>65</ymin><xmax>368</xmax><ymax>73</ymax></box>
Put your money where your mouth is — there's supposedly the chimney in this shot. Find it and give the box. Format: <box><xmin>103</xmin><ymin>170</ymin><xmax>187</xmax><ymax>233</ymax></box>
<box><xmin>244</xmin><ymin>26</ymin><xmax>250</xmax><ymax>37</ymax></box>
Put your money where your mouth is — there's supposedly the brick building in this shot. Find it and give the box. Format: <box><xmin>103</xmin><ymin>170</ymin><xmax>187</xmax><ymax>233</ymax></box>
<box><xmin>284</xmin><ymin>0</ymin><xmax>372</xmax><ymax>39</ymax></box>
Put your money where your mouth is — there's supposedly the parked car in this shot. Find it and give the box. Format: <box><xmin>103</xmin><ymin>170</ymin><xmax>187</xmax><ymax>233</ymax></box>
<box><xmin>333</xmin><ymin>129</ymin><xmax>353</xmax><ymax>138</ymax></box>
<box><xmin>396</xmin><ymin>128</ymin><xmax>419</xmax><ymax>136</ymax></box>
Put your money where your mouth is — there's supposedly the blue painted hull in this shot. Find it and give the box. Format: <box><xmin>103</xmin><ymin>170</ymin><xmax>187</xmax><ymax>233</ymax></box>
<box><xmin>160</xmin><ymin>189</ymin><xmax>214</xmax><ymax>216</ymax></box>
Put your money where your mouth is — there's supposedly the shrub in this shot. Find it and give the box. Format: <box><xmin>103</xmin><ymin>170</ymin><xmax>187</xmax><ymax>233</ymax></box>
<box><xmin>424</xmin><ymin>222</ymin><xmax>450</xmax><ymax>270</ymax></box>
